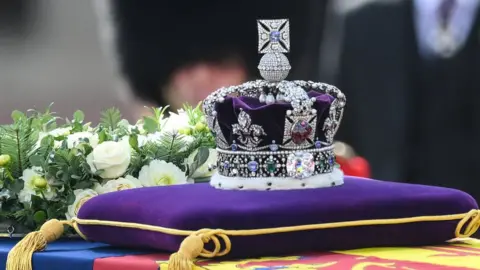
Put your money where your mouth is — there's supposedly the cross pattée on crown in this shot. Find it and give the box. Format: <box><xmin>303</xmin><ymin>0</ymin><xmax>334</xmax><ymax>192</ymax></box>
<box><xmin>257</xmin><ymin>19</ymin><xmax>290</xmax><ymax>54</ymax></box>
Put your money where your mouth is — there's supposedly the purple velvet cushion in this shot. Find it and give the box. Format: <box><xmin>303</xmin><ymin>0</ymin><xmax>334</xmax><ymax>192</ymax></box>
<box><xmin>77</xmin><ymin>177</ymin><xmax>478</xmax><ymax>258</ymax></box>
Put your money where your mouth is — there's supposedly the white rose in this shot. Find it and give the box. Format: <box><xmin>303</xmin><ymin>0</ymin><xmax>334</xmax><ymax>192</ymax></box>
<box><xmin>65</xmin><ymin>189</ymin><xmax>98</xmax><ymax>219</ymax></box>
<box><xmin>87</xmin><ymin>141</ymin><xmax>131</xmax><ymax>179</ymax></box>
<box><xmin>161</xmin><ymin>109</ymin><xmax>190</xmax><ymax>132</ymax></box>
<box><xmin>19</xmin><ymin>167</ymin><xmax>56</xmax><ymax>204</ymax></box>
<box><xmin>98</xmin><ymin>175</ymin><xmax>142</xmax><ymax>194</ymax></box>
<box><xmin>67</xmin><ymin>132</ymin><xmax>99</xmax><ymax>149</ymax></box>
<box><xmin>187</xmin><ymin>148</ymin><xmax>217</xmax><ymax>178</ymax></box>
<box><xmin>138</xmin><ymin>159</ymin><xmax>187</xmax><ymax>186</ymax></box>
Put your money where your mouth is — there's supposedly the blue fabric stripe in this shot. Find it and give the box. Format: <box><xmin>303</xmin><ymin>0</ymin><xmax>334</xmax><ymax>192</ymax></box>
<box><xmin>0</xmin><ymin>238</ymin><xmax>150</xmax><ymax>270</ymax></box>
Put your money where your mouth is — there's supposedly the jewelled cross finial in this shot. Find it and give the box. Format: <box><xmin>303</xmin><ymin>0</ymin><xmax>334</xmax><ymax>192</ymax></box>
<box><xmin>257</xmin><ymin>19</ymin><xmax>290</xmax><ymax>54</ymax></box>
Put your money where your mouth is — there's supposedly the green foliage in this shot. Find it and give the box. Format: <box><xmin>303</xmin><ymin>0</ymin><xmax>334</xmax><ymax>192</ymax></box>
<box><xmin>183</xmin><ymin>102</ymin><xmax>205</xmax><ymax>126</ymax></box>
<box><xmin>186</xmin><ymin>147</ymin><xmax>210</xmax><ymax>178</ymax></box>
<box><xmin>142</xmin><ymin>106</ymin><xmax>169</xmax><ymax>133</ymax></box>
<box><xmin>0</xmin><ymin>113</ymin><xmax>37</xmax><ymax>178</ymax></box>
<box><xmin>0</xmin><ymin>104</ymin><xmax>217</xmax><ymax>233</ymax></box>
<box><xmin>100</xmin><ymin>107</ymin><xmax>122</xmax><ymax>131</ymax></box>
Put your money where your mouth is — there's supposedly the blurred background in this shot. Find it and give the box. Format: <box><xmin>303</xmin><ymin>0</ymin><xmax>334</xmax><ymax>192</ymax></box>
<box><xmin>1</xmin><ymin>0</ymin><xmax>479</xmax><ymax>202</ymax></box>
<box><xmin>0</xmin><ymin>0</ymin><xmax>129</xmax><ymax>123</ymax></box>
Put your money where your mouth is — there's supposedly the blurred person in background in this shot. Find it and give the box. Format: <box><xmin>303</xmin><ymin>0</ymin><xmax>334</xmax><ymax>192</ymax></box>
<box><xmin>94</xmin><ymin>0</ymin><xmax>327</xmax><ymax>116</ymax></box>
<box><xmin>318</xmin><ymin>0</ymin><xmax>480</xmax><ymax>201</ymax></box>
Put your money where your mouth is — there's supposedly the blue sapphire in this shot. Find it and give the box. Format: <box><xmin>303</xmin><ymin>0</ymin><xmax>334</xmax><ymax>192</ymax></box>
<box><xmin>329</xmin><ymin>157</ymin><xmax>335</xmax><ymax>165</ymax></box>
<box><xmin>247</xmin><ymin>161</ymin><xmax>259</xmax><ymax>172</ymax></box>
<box><xmin>231</xmin><ymin>144</ymin><xmax>238</xmax><ymax>151</ymax></box>
<box><xmin>315</xmin><ymin>141</ymin><xmax>322</xmax><ymax>148</ymax></box>
<box><xmin>270</xmin><ymin>31</ymin><xmax>281</xmax><ymax>42</ymax></box>
<box><xmin>223</xmin><ymin>162</ymin><xmax>230</xmax><ymax>169</ymax></box>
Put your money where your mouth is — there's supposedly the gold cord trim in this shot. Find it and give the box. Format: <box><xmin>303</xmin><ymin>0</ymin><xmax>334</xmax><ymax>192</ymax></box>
<box><xmin>6</xmin><ymin>209</ymin><xmax>480</xmax><ymax>270</ymax></box>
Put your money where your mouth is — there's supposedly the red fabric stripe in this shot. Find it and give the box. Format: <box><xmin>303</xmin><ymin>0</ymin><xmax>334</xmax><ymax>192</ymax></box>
<box><xmin>94</xmin><ymin>254</ymin><xmax>168</xmax><ymax>270</ymax></box>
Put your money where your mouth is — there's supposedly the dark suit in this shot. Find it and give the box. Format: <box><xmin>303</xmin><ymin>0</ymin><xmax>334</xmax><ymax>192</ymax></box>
<box><xmin>317</xmin><ymin>0</ymin><xmax>480</xmax><ymax>202</ymax></box>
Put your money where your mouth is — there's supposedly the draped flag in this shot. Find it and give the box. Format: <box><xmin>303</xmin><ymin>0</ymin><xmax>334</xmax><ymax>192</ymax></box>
<box><xmin>1</xmin><ymin>238</ymin><xmax>480</xmax><ymax>269</ymax></box>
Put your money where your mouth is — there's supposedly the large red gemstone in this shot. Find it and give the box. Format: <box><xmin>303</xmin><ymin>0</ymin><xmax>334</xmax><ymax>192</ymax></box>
<box><xmin>291</xmin><ymin>120</ymin><xmax>313</xmax><ymax>144</ymax></box>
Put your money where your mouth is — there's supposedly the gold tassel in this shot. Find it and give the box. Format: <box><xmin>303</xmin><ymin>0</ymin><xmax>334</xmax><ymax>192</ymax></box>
<box><xmin>6</xmin><ymin>219</ymin><xmax>66</xmax><ymax>270</ymax></box>
<box><xmin>168</xmin><ymin>234</ymin><xmax>204</xmax><ymax>270</ymax></box>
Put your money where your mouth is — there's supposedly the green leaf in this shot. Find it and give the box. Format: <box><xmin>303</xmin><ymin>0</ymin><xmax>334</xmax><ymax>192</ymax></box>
<box><xmin>151</xmin><ymin>106</ymin><xmax>169</xmax><ymax>122</ymax></box>
<box><xmin>11</xmin><ymin>110</ymin><xmax>25</xmax><ymax>122</ymax></box>
<box><xmin>31</xmin><ymin>195</ymin><xmax>44</xmax><ymax>207</ymax></box>
<box><xmin>55</xmin><ymin>170</ymin><xmax>64</xmax><ymax>178</ymax></box>
<box><xmin>46</xmin><ymin>206</ymin><xmax>58</xmax><ymax>221</ymax></box>
<box><xmin>29</xmin><ymin>155</ymin><xmax>45</xmax><ymax>167</ymax></box>
<box><xmin>194</xmin><ymin>147</ymin><xmax>209</xmax><ymax>165</ymax></box>
<box><xmin>40</xmin><ymin>135</ymin><xmax>54</xmax><ymax>148</ymax></box>
<box><xmin>143</xmin><ymin>117</ymin><xmax>158</xmax><ymax>133</ymax></box>
<box><xmin>100</xmin><ymin>107</ymin><xmax>122</xmax><ymax>131</ymax></box>
<box><xmin>73</xmin><ymin>181</ymin><xmax>91</xmax><ymax>189</ymax></box>
<box><xmin>187</xmin><ymin>147</ymin><xmax>209</xmax><ymax>178</ymax></box>
<box><xmin>66</xmin><ymin>192</ymin><xmax>75</xmax><ymax>205</ymax></box>
<box><xmin>71</xmin><ymin>121</ymin><xmax>83</xmax><ymax>133</ymax></box>
<box><xmin>129</xmin><ymin>134</ymin><xmax>139</xmax><ymax>152</ymax></box>
<box><xmin>33</xmin><ymin>210</ymin><xmax>47</xmax><ymax>224</ymax></box>
<box><xmin>7</xmin><ymin>179</ymin><xmax>23</xmax><ymax>193</ymax></box>
<box><xmin>98</xmin><ymin>129</ymin><xmax>107</xmax><ymax>143</ymax></box>
<box><xmin>73</xmin><ymin>110</ymin><xmax>85</xmax><ymax>123</ymax></box>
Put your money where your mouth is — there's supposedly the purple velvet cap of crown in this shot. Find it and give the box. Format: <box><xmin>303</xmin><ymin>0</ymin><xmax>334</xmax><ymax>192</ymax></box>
<box><xmin>215</xmin><ymin>91</ymin><xmax>334</xmax><ymax>147</ymax></box>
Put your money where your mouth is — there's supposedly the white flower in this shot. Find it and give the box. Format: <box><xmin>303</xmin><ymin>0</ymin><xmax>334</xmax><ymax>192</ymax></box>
<box><xmin>161</xmin><ymin>109</ymin><xmax>191</xmax><ymax>132</ymax></box>
<box><xmin>18</xmin><ymin>167</ymin><xmax>56</xmax><ymax>204</ymax></box>
<box><xmin>47</xmin><ymin>127</ymin><xmax>72</xmax><ymax>137</ymax></box>
<box><xmin>36</xmin><ymin>127</ymin><xmax>71</xmax><ymax>149</ymax></box>
<box><xmin>92</xmin><ymin>182</ymin><xmax>103</xmax><ymax>194</ymax></box>
<box><xmin>138</xmin><ymin>160</ymin><xmax>187</xmax><ymax>186</ymax></box>
<box><xmin>87</xmin><ymin>141</ymin><xmax>131</xmax><ymax>179</ymax></box>
<box><xmin>129</xmin><ymin>121</ymin><xmax>146</xmax><ymax>134</ymax></box>
<box><xmin>187</xmin><ymin>148</ymin><xmax>218</xmax><ymax>178</ymax></box>
<box><xmin>98</xmin><ymin>175</ymin><xmax>142</xmax><ymax>194</ymax></box>
<box><xmin>145</xmin><ymin>132</ymin><xmax>163</xmax><ymax>143</ymax></box>
<box><xmin>66</xmin><ymin>189</ymin><xmax>98</xmax><ymax>219</ymax></box>
<box><xmin>120</xmin><ymin>132</ymin><xmax>163</xmax><ymax>149</ymax></box>
<box><xmin>66</xmin><ymin>132</ymin><xmax>99</xmax><ymax>149</ymax></box>
<box><xmin>18</xmin><ymin>189</ymin><xmax>33</xmax><ymax>204</ymax></box>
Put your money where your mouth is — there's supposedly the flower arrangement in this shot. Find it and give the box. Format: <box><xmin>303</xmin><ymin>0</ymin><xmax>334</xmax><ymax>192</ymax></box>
<box><xmin>0</xmin><ymin>103</ymin><xmax>216</xmax><ymax>234</ymax></box>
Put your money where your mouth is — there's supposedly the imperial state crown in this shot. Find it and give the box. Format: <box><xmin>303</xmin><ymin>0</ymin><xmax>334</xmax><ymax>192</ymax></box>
<box><xmin>203</xmin><ymin>19</ymin><xmax>346</xmax><ymax>190</ymax></box>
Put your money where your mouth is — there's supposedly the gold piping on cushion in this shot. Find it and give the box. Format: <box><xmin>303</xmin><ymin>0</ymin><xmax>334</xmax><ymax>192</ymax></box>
<box><xmin>6</xmin><ymin>209</ymin><xmax>480</xmax><ymax>270</ymax></box>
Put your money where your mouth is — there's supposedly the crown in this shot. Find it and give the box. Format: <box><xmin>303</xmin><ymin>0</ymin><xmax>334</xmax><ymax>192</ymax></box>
<box><xmin>203</xmin><ymin>19</ymin><xmax>346</xmax><ymax>190</ymax></box>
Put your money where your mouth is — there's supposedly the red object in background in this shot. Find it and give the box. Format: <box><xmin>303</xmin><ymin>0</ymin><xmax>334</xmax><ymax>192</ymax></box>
<box><xmin>336</xmin><ymin>156</ymin><xmax>371</xmax><ymax>178</ymax></box>
<box><xmin>334</xmin><ymin>141</ymin><xmax>371</xmax><ymax>178</ymax></box>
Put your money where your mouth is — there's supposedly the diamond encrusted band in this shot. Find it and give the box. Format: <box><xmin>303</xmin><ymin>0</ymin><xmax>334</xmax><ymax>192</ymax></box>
<box><xmin>216</xmin><ymin>146</ymin><xmax>335</xmax><ymax>179</ymax></box>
